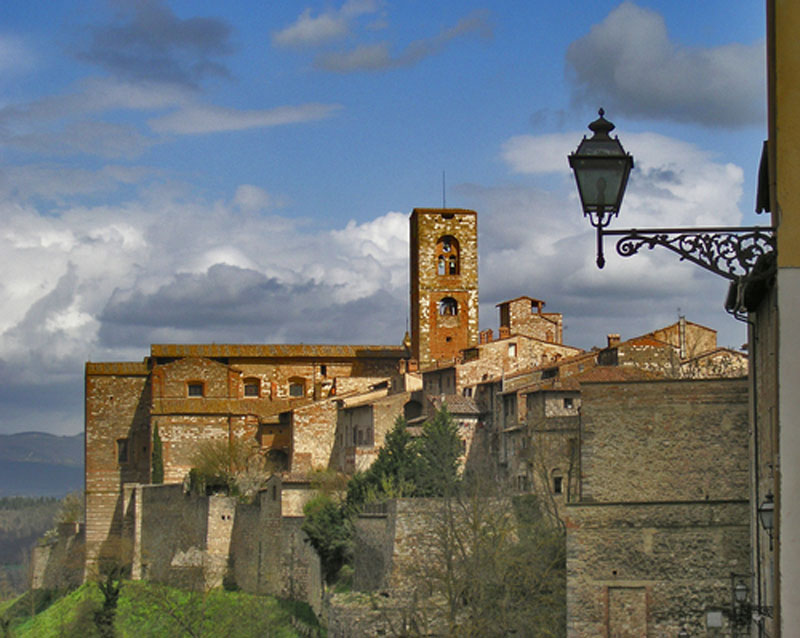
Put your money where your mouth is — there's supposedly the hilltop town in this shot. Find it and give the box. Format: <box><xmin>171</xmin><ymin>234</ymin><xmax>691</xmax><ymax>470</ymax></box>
<box><xmin>34</xmin><ymin>208</ymin><xmax>750</xmax><ymax>636</ymax></box>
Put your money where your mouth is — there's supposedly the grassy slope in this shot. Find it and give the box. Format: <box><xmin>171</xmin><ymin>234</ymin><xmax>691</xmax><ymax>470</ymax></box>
<box><xmin>3</xmin><ymin>583</ymin><xmax>324</xmax><ymax>638</ymax></box>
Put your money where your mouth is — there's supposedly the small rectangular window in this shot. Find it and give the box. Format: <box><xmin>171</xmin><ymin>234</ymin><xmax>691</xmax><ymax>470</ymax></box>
<box><xmin>289</xmin><ymin>381</ymin><xmax>304</xmax><ymax>397</ymax></box>
<box><xmin>188</xmin><ymin>383</ymin><xmax>204</xmax><ymax>397</ymax></box>
<box><xmin>553</xmin><ymin>476</ymin><xmax>563</xmax><ymax>494</ymax></box>
<box><xmin>244</xmin><ymin>381</ymin><xmax>260</xmax><ymax>397</ymax></box>
<box><xmin>117</xmin><ymin>438</ymin><xmax>129</xmax><ymax>464</ymax></box>
<box><xmin>564</xmin><ymin>397</ymin><xmax>574</xmax><ymax>409</ymax></box>
<box><xmin>508</xmin><ymin>343</ymin><xmax>517</xmax><ymax>357</ymax></box>
<box><xmin>320</xmin><ymin>364</ymin><xmax>327</xmax><ymax>377</ymax></box>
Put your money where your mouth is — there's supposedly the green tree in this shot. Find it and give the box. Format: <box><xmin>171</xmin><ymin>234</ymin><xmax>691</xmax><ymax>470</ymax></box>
<box><xmin>301</xmin><ymin>493</ymin><xmax>353</xmax><ymax>586</ymax></box>
<box><xmin>413</xmin><ymin>406</ymin><xmax>462</xmax><ymax>497</ymax></box>
<box><xmin>188</xmin><ymin>437</ymin><xmax>266</xmax><ymax>499</ymax></box>
<box><xmin>346</xmin><ymin>416</ymin><xmax>417</xmax><ymax>509</ymax></box>
<box><xmin>151</xmin><ymin>425</ymin><xmax>164</xmax><ymax>484</ymax></box>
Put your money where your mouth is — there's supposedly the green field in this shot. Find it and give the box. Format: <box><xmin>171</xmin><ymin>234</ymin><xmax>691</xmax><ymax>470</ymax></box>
<box><xmin>0</xmin><ymin>582</ymin><xmax>323</xmax><ymax>638</ymax></box>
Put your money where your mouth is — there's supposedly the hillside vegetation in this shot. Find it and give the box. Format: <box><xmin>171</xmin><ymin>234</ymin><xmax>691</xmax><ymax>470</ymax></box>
<box><xmin>0</xmin><ymin>582</ymin><xmax>323</xmax><ymax>638</ymax></box>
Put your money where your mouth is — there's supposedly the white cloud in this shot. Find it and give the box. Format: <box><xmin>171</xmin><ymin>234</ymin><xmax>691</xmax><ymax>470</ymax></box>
<box><xmin>233</xmin><ymin>185</ymin><xmax>272</xmax><ymax>212</ymax></box>
<box><xmin>272</xmin><ymin>0</ymin><xmax>381</xmax><ymax>49</ymax></box>
<box><xmin>501</xmin><ymin>133</ymin><xmax>575</xmax><ymax>174</ymax></box>
<box><xmin>0</xmin><ymin>125</ymin><xmax>748</xmax><ymax>433</ymax></box>
<box><xmin>315</xmin><ymin>9</ymin><xmax>490</xmax><ymax>72</ymax></box>
<box><xmin>566</xmin><ymin>2</ymin><xmax>765</xmax><ymax>127</ymax></box>
<box><xmin>148</xmin><ymin>102</ymin><xmax>342</xmax><ymax>134</ymax></box>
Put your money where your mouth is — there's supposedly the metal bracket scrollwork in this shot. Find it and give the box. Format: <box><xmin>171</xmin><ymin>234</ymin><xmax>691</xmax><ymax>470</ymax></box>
<box><xmin>601</xmin><ymin>226</ymin><xmax>776</xmax><ymax>280</ymax></box>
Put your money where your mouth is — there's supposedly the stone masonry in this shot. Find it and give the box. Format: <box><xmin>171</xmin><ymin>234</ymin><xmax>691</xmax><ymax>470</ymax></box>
<box><xmin>410</xmin><ymin>208</ymin><xmax>479</xmax><ymax>367</ymax></box>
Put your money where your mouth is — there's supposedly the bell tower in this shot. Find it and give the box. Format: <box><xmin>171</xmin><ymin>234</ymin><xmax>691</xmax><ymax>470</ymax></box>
<box><xmin>409</xmin><ymin>208</ymin><xmax>479</xmax><ymax>367</ymax></box>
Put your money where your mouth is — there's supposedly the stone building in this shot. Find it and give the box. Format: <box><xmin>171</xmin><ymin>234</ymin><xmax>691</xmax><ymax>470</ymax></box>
<box><xmin>75</xmin><ymin>200</ymin><xmax>754</xmax><ymax>637</ymax></box>
<box><xmin>85</xmin><ymin>344</ymin><xmax>406</xmax><ymax>569</ymax></box>
<box><xmin>566</xmin><ymin>378</ymin><xmax>750</xmax><ymax>637</ymax></box>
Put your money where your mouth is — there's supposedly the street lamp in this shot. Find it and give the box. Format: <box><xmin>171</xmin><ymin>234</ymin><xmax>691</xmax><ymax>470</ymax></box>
<box><xmin>568</xmin><ymin>108</ymin><xmax>633</xmax><ymax>268</ymax></box>
<box><xmin>569</xmin><ymin>110</ymin><xmax>775</xmax><ymax>282</ymax></box>
<box><xmin>759</xmin><ymin>492</ymin><xmax>775</xmax><ymax>550</ymax></box>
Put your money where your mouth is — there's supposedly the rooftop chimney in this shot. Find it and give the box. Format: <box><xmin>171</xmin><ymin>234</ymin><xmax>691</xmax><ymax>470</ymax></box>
<box><xmin>607</xmin><ymin>333</ymin><xmax>621</xmax><ymax>348</ymax></box>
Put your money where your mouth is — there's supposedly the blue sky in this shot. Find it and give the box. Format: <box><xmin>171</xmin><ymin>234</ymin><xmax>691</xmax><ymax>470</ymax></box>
<box><xmin>0</xmin><ymin>1</ymin><xmax>767</xmax><ymax>434</ymax></box>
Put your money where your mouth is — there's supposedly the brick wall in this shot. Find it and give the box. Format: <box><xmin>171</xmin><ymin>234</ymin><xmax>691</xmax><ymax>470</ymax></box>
<box><xmin>85</xmin><ymin>363</ymin><xmax>151</xmax><ymax>570</ymax></box>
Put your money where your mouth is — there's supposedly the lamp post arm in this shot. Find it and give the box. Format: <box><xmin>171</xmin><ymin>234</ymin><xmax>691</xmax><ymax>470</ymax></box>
<box><xmin>597</xmin><ymin>226</ymin><xmax>776</xmax><ymax>280</ymax></box>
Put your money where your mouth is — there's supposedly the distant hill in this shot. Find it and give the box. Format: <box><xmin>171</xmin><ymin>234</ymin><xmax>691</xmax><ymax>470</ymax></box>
<box><xmin>0</xmin><ymin>433</ymin><xmax>83</xmax><ymax>497</ymax></box>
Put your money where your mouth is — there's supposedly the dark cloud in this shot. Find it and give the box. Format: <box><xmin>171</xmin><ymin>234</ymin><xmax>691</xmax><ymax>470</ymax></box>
<box><xmin>566</xmin><ymin>2</ymin><xmax>764</xmax><ymax>128</ymax></box>
<box><xmin>77</xmin><ymin>0</ymin><xmax>233</xmax><ymax>87</ymax></box>
<box><xmin>99</xmin><ymin>263</ymin><xmax>407</xmax><ymax>347</ymax></box>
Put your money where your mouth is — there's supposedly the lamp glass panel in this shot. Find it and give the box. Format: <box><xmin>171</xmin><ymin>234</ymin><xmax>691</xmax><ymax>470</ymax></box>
<box><xmin>572</xmin><ymin>157</ymin><xmax>628</xmax><ymax>212</ymax></box>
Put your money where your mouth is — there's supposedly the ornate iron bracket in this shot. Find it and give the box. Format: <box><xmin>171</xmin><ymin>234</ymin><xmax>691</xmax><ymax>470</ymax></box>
<box><xmin>596</xmin><ymin>226</ymin><xmax>776</xmax><ymax>280</ymax></box>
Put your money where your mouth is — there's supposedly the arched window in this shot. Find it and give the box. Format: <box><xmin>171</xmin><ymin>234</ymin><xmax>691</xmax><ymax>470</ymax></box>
<box><xmin>435</xmin><ymin>235</ymin><xmax>459</xmax><ymax>276</ymax></box>
<box><xmin>439</xmin><ymin>297</ymin><xmax>458</xmax><ymax>316</ymax></box>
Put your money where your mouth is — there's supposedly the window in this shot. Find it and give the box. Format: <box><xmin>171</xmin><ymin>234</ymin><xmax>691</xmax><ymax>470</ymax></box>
<box><xmin>439</xmin><ymin>297</ymin><xmax>458</xmax><ymax>316</ymax></box>
<box><xmin>463</xmin><ymin>387</ymin><xmax>473</xmax><ymax>397</ymax></box>
<box><xmin>320</xmin><ymin>364</ymin><xmax>327</xmax><ymax>377</ymax></box>
<box><xmin>564</xmin><ymin>397</ymin><xmax>574</xmax><ymax>409</ymax></box>
<box><xmin>553</xmin><ymin>476</ymin><xmax>563</xmax><ymax>494</ymax></box>
<box><xmin>244</xmin><ymin>378</ymin><xmax>260</xmax><ymax>397</ymax></box>
<box><xmin>117</xmin><ymin>438</ymin><xmax>129</xmax><ymax>464</ymax></box>
<box><xmin>289</xmin><ymin>380</ymin><xmax>305</xmax><ymax>397</ymax></box>
<box><xmin>508</xmin><ymin>343</ymin><xmax>517</xmax><ymax>357</ymax></box>
<box><xmin>435</xmin><ymin>235</ymin><xmax>459</xmax><ymax>275</ymax></box>
<box><xmin>187</xmin><ymin>382</ymin><xmax>204</xmax><ymax>397</ymax></box>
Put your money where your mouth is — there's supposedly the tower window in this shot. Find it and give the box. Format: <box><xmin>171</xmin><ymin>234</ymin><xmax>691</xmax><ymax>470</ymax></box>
<box><xmin>435</xmin><ymin>236</ymin><xmax>459</xmax><ymax>276</ymax></box>
<box><xmin>439</xmin><ymin>297</ymin><xmax>458</xmax><ymax>316</ymax></box>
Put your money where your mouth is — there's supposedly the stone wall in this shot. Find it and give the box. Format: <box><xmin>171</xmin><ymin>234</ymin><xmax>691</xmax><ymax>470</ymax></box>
<box><xmin>291</xmin><ymin>399</ymin><xmax>339</xmax><ymax>473</ymax></box>
<box><xmin>498</xmin><ymin>296</ymin><xmax>564</xmax><ymax>343</ymax></box>
<box><xmin>680</xmin><ymin>348</ymin><xmax>748</xmax><ymax>379</ymax></box>
<box><xmin>566</xmin><ymin>502</ymin><xmax>748</xmax><ymax>637</ymax></box>
<box><xmin>31</xmin><ymin>523</ymin><xmax>85</xmax><ymax>590</ymax></box>
<box><xmin>567</xmin><ymin>377</ymin><xmax>750</xmax><ymax>637</ymax></box>
<box><xmin>579</xmin><ymin>378</ymin><xmax>748</xmax><ymax>503</ymax></box>
<box><xmin>457</xmin><ymin>336</ymin><xmax>581</xmax><ymax>390</ymax></box>
<box><xmin>130</xmin><ymin>477</ymin><xmax>321</xmax><ymax>610</ymax></box>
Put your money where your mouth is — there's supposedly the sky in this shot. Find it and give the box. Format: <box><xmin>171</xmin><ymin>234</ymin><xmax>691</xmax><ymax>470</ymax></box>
<box><xmin>0</xmin><ymin>0</ymin><xmax>768</xmax><ymax>435</ymax></box>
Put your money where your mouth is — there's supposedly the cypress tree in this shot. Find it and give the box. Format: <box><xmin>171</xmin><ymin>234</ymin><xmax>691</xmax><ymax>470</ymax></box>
<box><xmin>151</xmin><ymin>424</ymin><xmax>164</xmax><ymax>484</ymax></box>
